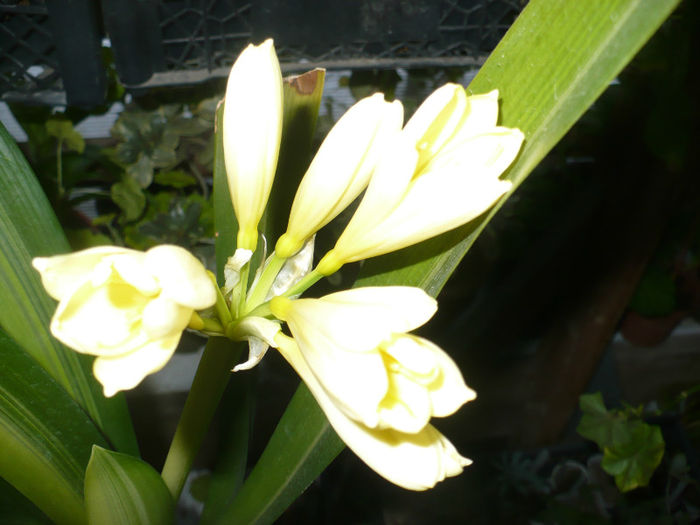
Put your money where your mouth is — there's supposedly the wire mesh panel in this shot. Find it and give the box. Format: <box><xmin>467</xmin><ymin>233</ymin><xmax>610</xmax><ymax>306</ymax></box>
<box><xmin>1</xmin><ymin>0</ymin><xmax>106</xmax><ymax>106</ymax></box>
<box><xmin>0</xmin><ymin>0</ymin><xmax>525</xmax><ymax>99</ymax></box>
<box><xmin>0</xmin><ymin>1</ymin><xmax>61</xmax><ymax>97</ymax></box>
<box><xmin>152</xmin><ymin>0</ymin><xmax>525</xmax><ymax>74</ymax></box>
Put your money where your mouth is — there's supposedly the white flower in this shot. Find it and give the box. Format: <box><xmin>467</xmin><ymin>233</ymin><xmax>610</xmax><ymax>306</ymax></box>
<box><xmin>270</xmin><ymin>287</ymin><xmax>475</xmax><ymax>489</ymax></box>
<box><xmin>223</xmin><ymin>38</ymin><xmax>283</xmax><ymax>250</ymax></box>
<box><xmin>275</xmin><ymin>94</ymin><xmax>403</xmax><ymax>258</ymax></box>
<box><xmin>32</xmin><ymin>245</ymin><xmax>216</xmax><ymax>396</ymax></box>
<box><xmin>317</xmin><ymin>85</ymin><xmax>524</xmax><ymax>275</ymax></box>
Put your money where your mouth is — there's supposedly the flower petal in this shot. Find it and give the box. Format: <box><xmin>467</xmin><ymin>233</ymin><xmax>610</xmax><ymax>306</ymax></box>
<box><xmin>279</xmin><ymin>287</ymin><xmax>437</xmax><ymax>351</ymax></box>
<box><xmin>51</xmin><ymin>279</ymin><xmax>149</xmax><ymax>356</ymax></box>
<box><xmin>93</xmin><ymin>333</ymin><xmax>181</xmax><ymax>397</ymax></box>
<box><xmin>111</xmin><ymin>252</ymin><xmax>159</xmax><ymax>295</ymax></box>
<box><xmin>377</xmin><ymin>370</ymin><xmax>432</xmax><ymax>433</ymax></box>
<box><xmin>145</xmin><ymin>245</ymin><xmax>216</xmax><ymax>310</ymax></box>
<box><xmin>422</xmin><ymin>126</ymin><xmax>524</xmax><ymax>177</ymax></box>
<box><xmin>334</xmin><ymin>135</ymin><xmax>418</xmax><ymax>254</ymax></box>
<box><xmin>278</xmin><ymin>95</ymin><xmax>403</xmax><ymax>257</ymax></box>
<box><xmin>141</xmin><ymin>296</ymin><xmax>191</xmax><ymax>339</ymax></box>
<box><xmin>402</xmin><ymin>83</ymin><xmax>467</xmax><ymax>170</ymax></box>
<box><xmin>32</xmin><ymin>246</ymin><xmax>134</xmax><ymax>300</ymax></box>
<box><xmin>276</xmin><ymin>335</ymin><xmax>471</xmax><ymax>490</ymax></box>
<box><xmin>454</xmin><ymin>89</ymin><xmax>500</xmax><ymax>139</ymax></box>
<box><xmin>386</xmin><ymin>336</ymin><xmax>476</xmax><ymax>418</ymax></box>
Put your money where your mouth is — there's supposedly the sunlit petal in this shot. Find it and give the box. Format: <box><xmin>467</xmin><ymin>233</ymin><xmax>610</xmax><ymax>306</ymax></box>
<box><xmin>145</xmin><ymin>245</ymin><xmax>216</xmax><ymax>310</ymax></box>
<box><xmin>32</xmin><ymin>246</ymin><xmax>132</xmax><ymax>300</ymax></box>
<box><xmin>93</xmin><ymin>333</ymin><xmax>181</xmax><ymax>397</ymax></box>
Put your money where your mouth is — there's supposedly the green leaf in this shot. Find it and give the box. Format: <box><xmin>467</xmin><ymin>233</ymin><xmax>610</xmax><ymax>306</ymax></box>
<box><xmin>84</xmin><ymin>446</ymin><xmax>174</xmax><ymax>525</ymax></box>
<box><xmin>577</xmin><ymin>393</ymin><xmax>665</xmax><ymax>492</ymax></box>
<box><xmin>218</xmin><ymin>384</ymin><xmax>343</xmax><ymax>525</ymax></box>
<box><xmin>0</xmin><ymin>328</ymin><xmax>110</xmax><ymax>525</ymax></box>
<box><xmin>154</xmin><ymin>170</ymin><xmax>198</xmax><ymax>188</ymax></box>
<box><xmin>200</xmin><ymin>370</ymin><xmax>252</xmax><ymax>524</ymax></box>
<box><xmin>213</xmin><ymin>100</ymin><xmax>238</xmax><ymax>283</ymax></box>
<box><xmin>601</xmin><ymin>423</ymin><xmax>665</xmax><ymax>492</ymax></box>
<box><xmin>45</xmin><ymin>119</ymin><xmax>85</xmax><ymax>154</ymax></box>
<box><xmin>0</xmin><ymin>121</ymin><xmax>138</xmax><ymax>454</ymax></box>
<box><xmin>576</xmin><ymin>392</ymin><xmax>628</xmax><ymax>449</ymax></box>
<box><xmin>126</xmin><ymin>154</ymin><xmax>155</xmax><ymax>188</ymax></box>
<box><xmin>357</xmin><ymin>0</ymin><xmax>682</xmax><ymax>294</ymax></box>
<box><xmin>264</xmin><ymin>68</ymin><xmax>325</xmax><ymax>242</ymax></box>
<box><xmin>229</xmin><ymin>0</ymin><xmax>682</xmax><ymax>520</ymax></box>
<box><xmin>111</xmin><ymin>176</ymin><xmax>146</xmax><ymax>221</ymax></box>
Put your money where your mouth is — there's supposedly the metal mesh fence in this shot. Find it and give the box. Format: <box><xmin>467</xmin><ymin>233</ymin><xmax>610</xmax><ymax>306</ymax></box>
<box><xmin>0</xmin><ymin>0</ymin><xmax>525</xmax><ymax>100</ymax></box>
<box><xmin>0</xmin><ymin>1</ymin><xmax>61</xmax><ymax>95</ymax></box>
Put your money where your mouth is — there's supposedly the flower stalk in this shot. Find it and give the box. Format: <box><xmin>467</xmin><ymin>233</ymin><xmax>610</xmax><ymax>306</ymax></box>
<box><xmin>161</xmin><ymin>337</ymin><xmax>243</xmax><ymax>500</ymax></box>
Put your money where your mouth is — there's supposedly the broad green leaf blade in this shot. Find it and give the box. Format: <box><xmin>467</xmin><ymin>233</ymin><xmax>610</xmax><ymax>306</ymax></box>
<box><xmin>0</xmin><ymin>328</ymin><xmax>109</xmax><ymax>525</ymax></box>
<box><xmin>216</xmin><ymin>384</ymin><xmax>343</xmax><ymax>525</ymax></box>
<box><xmin>85</xmin><ymin>446</ymin><xmax>174</xmax><ymax>525</ymax></box>
<box><xmin>0</xmin><ymin>122</ymin><xmax>138</xmax><ymax>454</ymax></box>
<box><xmin>230</xmin><ymin>0</ymin><xmax>681</xmax><ymax>519</ymax></box>
<box><xmin>356</xmin><ymin>0</ymin><xmax>682</xmax><ymax>294</ymax></box>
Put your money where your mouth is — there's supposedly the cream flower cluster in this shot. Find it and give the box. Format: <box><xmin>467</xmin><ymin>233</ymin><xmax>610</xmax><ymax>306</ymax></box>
<box><xmin>32</xmin><ymin>38</ymin><xmax>523</xmax><ymax>491</ymax></box>
<box><xmin>219</xmin><ymin>40</ymin><xmax>523</xmax><ymax>490</ymax></box>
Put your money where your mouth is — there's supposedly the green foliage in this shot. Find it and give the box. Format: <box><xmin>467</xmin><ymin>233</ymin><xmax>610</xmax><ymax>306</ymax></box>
<box><xmin>84</xmin><ymin>446</ymin><xmax>174</xmax><ymax>525</ymax></box>
<box><xmin>45</xmin><ymin>118</ymin><xmax>85</xmax><ymax>154</ymax></box>
<box><xmin>0</xmin><ymin>121</ymin><xmax>138</xmax><ymax>454</ymax></box>
<box><xmin>111</xmin><ymin>175</ymin><xmax>146</xmax><ymax>221</ymax></box>
<box><xmin>0</xmin><ymin>328</ymin><xmax>110</xmax><ymax>525</ymax></box>
<box><xmin>577</xmin><ymin>393</ymin><xmax>665</xmax><ymax>492</ymax></box>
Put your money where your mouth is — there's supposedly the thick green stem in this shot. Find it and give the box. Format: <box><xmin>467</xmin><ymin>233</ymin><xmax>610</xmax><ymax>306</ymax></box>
<box><xmin>161</xmin><ymin>337</ymin><xmax>242</xmax><ymax>501</ymax></box>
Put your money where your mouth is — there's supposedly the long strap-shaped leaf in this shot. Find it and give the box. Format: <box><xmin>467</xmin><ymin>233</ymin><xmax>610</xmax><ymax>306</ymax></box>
<box><xmin>0</xmin><ymin>328</ymin><xmax>109</xmax><ymax>525</ymax></box>
<box><xmin>0</xmin><ymin>122</ymin><xmax>138</xmax><ymax>455</ymax></box>
<box><xmin>222</xmin><ymin>0</ymin><xmax>681</xmax><ymax>523</ymax></box>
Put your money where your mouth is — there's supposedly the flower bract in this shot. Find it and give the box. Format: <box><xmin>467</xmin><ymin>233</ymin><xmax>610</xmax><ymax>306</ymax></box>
<box><xmin>32</xmin><ymin>245</ymin><xmax>216</xmax><ymax>396</ymax></box>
